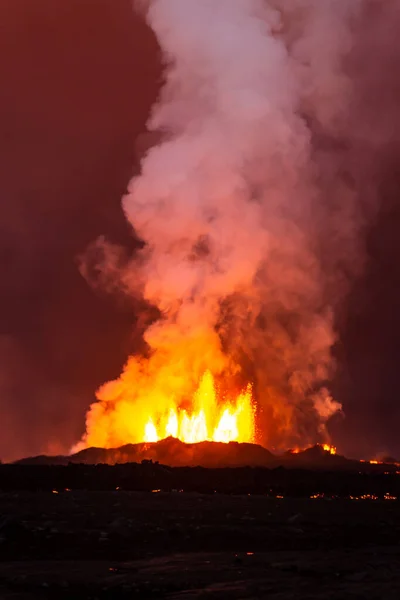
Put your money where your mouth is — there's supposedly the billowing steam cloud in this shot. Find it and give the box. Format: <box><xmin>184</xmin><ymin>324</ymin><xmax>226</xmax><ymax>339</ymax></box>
<box><xmin>78</xmin><ymin>0</ymin><xmax>364</xmax><ymax>451</ymax></box>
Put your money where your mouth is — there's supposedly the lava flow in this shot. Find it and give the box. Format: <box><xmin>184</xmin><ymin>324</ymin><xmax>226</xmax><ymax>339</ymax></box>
<box><xmin>143</xmin><ymin>371</ymin><xmax>255</xmax><ymax>444</ymax></box>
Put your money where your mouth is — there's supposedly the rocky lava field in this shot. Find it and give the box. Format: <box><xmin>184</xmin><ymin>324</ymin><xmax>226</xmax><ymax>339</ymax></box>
<box><xmin>0</xmin><ymin>440</ymin><xmax>399</xmax><ymax>598</ymax></box>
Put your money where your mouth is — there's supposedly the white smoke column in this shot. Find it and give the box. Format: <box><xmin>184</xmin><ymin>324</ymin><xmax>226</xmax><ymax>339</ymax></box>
<box><xmin>78</xmin><ymin>0</ymin><xmax>362</xmax><ymax>450</ymax></box>
<box><xmin>130</xmin><ymin>0</ymin><xmax>301</xmax><ymax>315</ymax></box>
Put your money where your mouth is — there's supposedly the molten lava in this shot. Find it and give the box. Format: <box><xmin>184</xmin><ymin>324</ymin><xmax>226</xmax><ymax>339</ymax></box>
<box><xmin>75</xmin><ymin>367</ymin><xmax>257</xmax><ymax>452</ymax></box>
<box><xmin>290</xmin><ymin>443</ymin><xmax>337</xmax><ymax>455</ymax></box>
<box><xmin>143</xmin><ymin>371</ymin><xmax>255</xmax><ymax>444</ymax></box>
<box><xmin>322</xmin><ymin>444</ymin><xmax>337</xmax><ymax>455</ymax></box>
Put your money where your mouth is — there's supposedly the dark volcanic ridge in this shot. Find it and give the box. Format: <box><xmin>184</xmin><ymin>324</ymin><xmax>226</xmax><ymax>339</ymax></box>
<box><xmin>14</xmin><ymin>438</ymin><xmax>400</xmax><ymax>473</ymax></box>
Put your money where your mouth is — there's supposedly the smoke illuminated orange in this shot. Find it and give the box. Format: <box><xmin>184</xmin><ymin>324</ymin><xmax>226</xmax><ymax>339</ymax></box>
<box><xmin>143</xmin><ymin>371</ymin><xmax>255</xmax><ymax>444</ymax></box>
<box><xmin>75</xmin><ymin>366</ymin><xmax>256</xmax><ymax>452</ymax></box>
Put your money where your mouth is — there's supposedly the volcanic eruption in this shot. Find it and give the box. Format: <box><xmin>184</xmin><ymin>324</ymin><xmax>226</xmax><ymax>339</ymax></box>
<box><xmin>75</xmin><ymin>0</ymin><xmax>364</xmax><ymax>454</ymax></box>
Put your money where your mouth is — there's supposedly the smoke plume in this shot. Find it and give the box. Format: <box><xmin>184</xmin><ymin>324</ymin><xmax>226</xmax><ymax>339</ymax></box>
<box><xmin>79</xmin><ymin>0</ymin><xmax>373</xmax><ymax>451</ymax></box>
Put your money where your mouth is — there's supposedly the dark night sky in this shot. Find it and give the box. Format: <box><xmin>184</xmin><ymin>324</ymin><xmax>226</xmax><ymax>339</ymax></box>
<box><xmin>1</xmin><ymin>0</ymin><xmax>400</xmax><ymax>461</ymax></box>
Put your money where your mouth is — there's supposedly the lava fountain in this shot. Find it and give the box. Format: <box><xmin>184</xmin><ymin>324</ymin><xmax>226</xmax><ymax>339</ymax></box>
<box><xmin>143</xmin><ymin>371</ymin><xmax>255</xmax><ymax>444</ymax></box>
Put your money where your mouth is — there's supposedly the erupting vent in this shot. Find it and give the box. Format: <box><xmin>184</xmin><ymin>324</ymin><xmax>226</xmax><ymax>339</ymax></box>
<box><xmin>73</xmin><ymin>1</ymin><xmax>363</xmax><ymax>456</ymax></box>
<box><xmin>143</xmin><ymin>371</ymin><xmax>255</xmax><ymax>444</ymax></box>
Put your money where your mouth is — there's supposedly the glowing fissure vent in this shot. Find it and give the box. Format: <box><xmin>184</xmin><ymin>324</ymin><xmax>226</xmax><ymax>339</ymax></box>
<box><xmin>143</xmin><ymin>371</ymin><xmax>255</xmax><ymax>444</ymax></box>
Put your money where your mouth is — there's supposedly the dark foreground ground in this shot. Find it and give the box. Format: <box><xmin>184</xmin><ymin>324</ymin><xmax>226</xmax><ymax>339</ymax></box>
<box><xmin>0</xmin><ymin>491</ymin><xmax>400</xmax><ymax>599</ymax></box>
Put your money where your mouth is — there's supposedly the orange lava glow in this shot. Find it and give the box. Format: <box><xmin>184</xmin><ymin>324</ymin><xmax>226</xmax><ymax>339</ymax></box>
<box><xmin>76</xmin><ymin>365</ymin><xmax>256</xmax><ymax>451</ymax></box>
<box><xmin>321</xmin><ymin>444</ymin><xmax>337</xmax><ymax>455</ymax></box>
<box><xmin>289</xmin><ymin>443</ymin><xmax>336</xmax><ymax>455</ymax></box>
<box><xmin>143</xmin><ymin>371</ymin><xmax>255</xmax><ymax>444</ymax></box>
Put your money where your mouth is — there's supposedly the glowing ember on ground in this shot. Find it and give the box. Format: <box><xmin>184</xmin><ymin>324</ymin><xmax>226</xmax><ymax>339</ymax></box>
<box><xmin>349</xmin><ymin>495</ymin><xmax>379</xmax><ymax>501</ymax></box>
<box><xmin>384</xmin><ymin>493</ymin><xmax>397</xmax><ymax>501</ymax></box>
<box><xmin>143</xmin><ymin>371</ymin><xmax>255</xmax><ymax>444</ymax></box>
